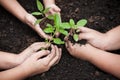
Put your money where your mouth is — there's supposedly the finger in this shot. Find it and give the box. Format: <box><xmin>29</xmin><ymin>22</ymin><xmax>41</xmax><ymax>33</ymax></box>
<box><xmin>53</xmin><ymin>6</ymin><xmax>61</xmax><ymax>12</ymax></box>
<box><xmin>34</xmin><ymin>50</ymin><xmax>50</xmax><ymax>59</ymax></box>
<box><xmin>78</xmin><ymin>33</ymin><xmax>91</xmax><ymax>40</ymax></box>
<box><xmin>49</xmin><ymin>9</ymin><xmax>56</xmax><ymax>14</ymax></box>
<box><xmin>48</xmin><ymin>46</ymin><xmax>61</xmax><ymax>66</ymax></box>
<box><xmin>78</xmin><ymin>27</ymin><xmax>93</xmax><ymax>33</ymax></box>
<box><xmin>24</xmin><ymin>42</ymin><xmax>50</xmax><ymax>54</ymax></box>
<box><xmin>42</xmin><ymin>45</ymin><xmax>56</xmax><ymax>63</ymax></box>
<box><xmin>53</xmin><ymin>48</ymin><xmax>62</xmax><ymax>65</ymax></box>
<box><xmin>65</xmin><ymin>40</ymin><xmax>73</xmax><ymax>50</ymax></box>
<box><xmin>35</xmin><ymin>24</ymin><xmax>52</xmax><ymax>39</ymax></box>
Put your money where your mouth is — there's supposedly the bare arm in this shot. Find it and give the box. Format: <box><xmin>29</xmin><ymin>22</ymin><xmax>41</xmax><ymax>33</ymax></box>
<box><xmin>43</xmin><ymin>0</ymin><xmax>55</xmax><ymax>6</ymax></box>
<box><xmin>0</xmin><ymin>44</ymin><xmax>61</xmax><ymax>80</ymax></box>
<box><xmin>66</xmin><ymin>41</ymin><xmax>120</xmax><ymax>78</ymax></box>
<box><xmin>0</xmin><ymin>65</ymin><xmax>30</xmax><ymax>80</ymax></box>
<box><xmin>78</xmin><ymin>25</ymin><xmax>120</xmax><ymax>50</ymax></box>
<box><xmin>0</xmin><ymin>0</ymin><xmax>28</xmax><ymax>23</ymax></box>
<box><xmin>105</xmin><ymin>25</ymin><xmax>120</xmax><ymax>50</ymax></box>
<box><xmin>0</xmin><ymin>0</ymin><xmax>51</xmax><ymax>39</ymax></box>
<box><xmin>0</xmin><ymin>51</ymin><xmax>21</xmax><ymax>69</ymax></box>
<box><xmin>87</xmin><ymin>45</ymin><xmax>120</xmax><ymax>78</ymax></box>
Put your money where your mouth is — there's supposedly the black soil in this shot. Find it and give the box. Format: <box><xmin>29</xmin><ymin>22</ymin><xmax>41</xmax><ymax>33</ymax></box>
<box><xmin>0</xmin><ymin>0</ymin><xmax>120</xmax><ymax>80</ymax></box>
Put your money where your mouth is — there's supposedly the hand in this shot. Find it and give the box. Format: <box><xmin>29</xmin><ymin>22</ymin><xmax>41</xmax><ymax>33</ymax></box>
<box><xmin>65</xmin><ymin>39</ymin><xmax>96</xmax><ymax>60</ymax></box>
<box><xmin>25</xmin><ymin>14</ymin><xmax>52</xmax><ymax>39</ymax></box>
<box><xmin>78</xmin><ymin>27</ymin><xmax>109</xmax><ymax>50</ymax></box>
<box><xmin>19</xmin><ymin>45</ymin><xmax>62</xmax><ymax>76</ymax></box>
<box><xmin>45</xmin><ymin>4</ymin><xmax>61</xmax><ymax>16</ymax></box>
<box><xmin>17</xmin><ymin>42</ymin><xmax>50</xmax><ymax>64</ymax></box>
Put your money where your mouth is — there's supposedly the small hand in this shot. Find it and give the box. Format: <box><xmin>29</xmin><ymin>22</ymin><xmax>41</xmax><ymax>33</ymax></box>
<box><xmin>20</xmin><ymin>44</ymin><xmax>62</xmax><ymax>76</ymax></box>
<box><xmin>45</xmin><ymin>4</ymin><xmax>61</xmax><ymax>16</ymax></box>
<box><xmin>18</xmin><ymin>42</ymin><xmax>50</xmax><ymax>65</ymax></box>
<box><xmin>78</xmin><ymin>27</ymin><xmax>109</xmax><ymax>50</ymax></box>
<box><xmin>25</xmin><ymin>14</ymin><xmax>52</xmax><ymax>39</ymax></box>
<box><xmin>65</xmin><ymin>39</ymin><xmax>95</xmax><ymax>60</ymax></box>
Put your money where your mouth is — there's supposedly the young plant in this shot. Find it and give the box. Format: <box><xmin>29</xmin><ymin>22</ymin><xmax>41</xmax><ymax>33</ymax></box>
<box><xmin>32</xmin><ymin>0</ymin><xmax>50</xmax><ymax>24</ymax></box>
<box><xmin>44</xmin><ymin>13</ymin><xmax>70</xmax><ymax>45</ymax></box>
<box><xmin>68</xmin><ymin>19</ymin><xmax>87</xmax><ymax>42</ymax></box>
<box><xmin>32</xmin><ymin>0</ymin><xmax>87</xmax><ymax>45</ymax></box>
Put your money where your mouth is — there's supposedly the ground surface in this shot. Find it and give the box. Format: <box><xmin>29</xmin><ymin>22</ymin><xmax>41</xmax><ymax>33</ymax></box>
<box><xmin>0</xmin><ymin>0</ymin><xmax>120</xmax><ymax>80</ymax></box>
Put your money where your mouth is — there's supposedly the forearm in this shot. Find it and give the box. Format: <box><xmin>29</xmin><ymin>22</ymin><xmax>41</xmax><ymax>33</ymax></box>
<box><xmin>0</xmin><ymin>0</ymin><xmax>28</xmax><ymax>23</ymax></box>
<box><xmin>43</xmin><ymin>0</ymin><xmax>55</xmax><ymax>6</ymax></box>
<box><xmin>87</xmin><ymin>47</ymin><xmax>120</xmax><ymax>78</ymax></box>
<box><xmin>0</xmin><ymin>65</ymin><xmax>31</xmax><ymax>80</ymax></box>
<box><xmin>0</xmin><ymin>51</ymin><xmax>20</xmax><ymax>69</ymax></box>
<box><xmin>105</xmin><ymin>25</ymin><xmax>120</xmax><ymax>50</ymax></box>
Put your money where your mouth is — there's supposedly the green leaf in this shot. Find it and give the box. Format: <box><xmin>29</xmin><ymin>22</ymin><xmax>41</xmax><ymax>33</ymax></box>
<box><xmin>31</xmin><ymin>12</ymin><xmax>42</xmax><ymax>16</ymax></box>
<box><xmin>59</xmin><ymin>29</ymin><xmax>68</xmax><ymax>36</ymax></box>
<box><xmin>77</xmin><ymin>19</ymin><xmax>87</xmax><ymax>27</ymax></box>
<box><xmin>69</xmin><ymin>19</ymin><xmax>75</xmax><ymax>26</ymax></box>
<box><xmin>44</xmin><ymin>27</ymin><xmax>54</xmax><ymax>33</ymax></box>
<box><xmin>46</xmin><ymin>23</ymin><xmax>53</xmax><ymax>27</ymax></box>
<box><xmin>60</xmin><ymin>22</ymin><xmax>71</xmax><ymax>29</ymax></box>
<box><xmin>53</xmin><ymin>38</ymin><xmax>65</xmax><ymax>44</ymax></box>
<box><xmin>35</xmin><ymin>19</ymin><xmax>43</xmax><ymax>25</ymax></box>
<box><xmin>73</xmin><ymin>34</ymin><xmax>79</xmax><ymax>42</ymax></box>
<box><xmin>54</xmin><ymin>14</ymin><xmax>61</xmax><ymax>28</ymax></box>
<box><xmin>36</xmin><ymin>0</ymin><xmax>44</xmax><ymax>12</ymax></box>
<box><xmin>47</xmin><ymin>15</ymin><xmax>55</xmax><ymax>20</ymax></box>
<box><xmin>43</xmin><ymin>7</ymin><xmax>50</xmax><ymax>14</ymax></box>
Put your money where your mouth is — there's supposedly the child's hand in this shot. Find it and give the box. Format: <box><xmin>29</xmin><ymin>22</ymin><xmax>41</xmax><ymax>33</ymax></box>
<box><xmin>19</xmin><ymin>44</ymin><xmax>61</xmax><ymax>76</ymax></box>
<box><xmin>45</xmin><ymin>4</ymin><xmax>61</xmax><ymax>16</ymax></box>
<box><xmin>25</xmin><ymin>14</ymin><xmax>52</xmax><ymax>39</ymax></box>
<box><xmin>78</xmin><ymin>27</ymin><xmax>110</xmax><ymax>50</ymax></box>
<box><xmin>65</xmin><ymin>40</ymin><xmax>95</xmax><ymax>60</ymax></box>
<box><xmin>18</xmin><ymin>42</ymin><xmax>50</xmax><ymax>65</ymax></box>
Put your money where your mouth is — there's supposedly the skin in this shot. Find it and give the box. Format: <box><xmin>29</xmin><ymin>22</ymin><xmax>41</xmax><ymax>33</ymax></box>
<box><xmin>0</xmin><ymin>42</ymin><xmax>50</xmax><ymax>69</ymax></box>
<box><xmin>65</xmin><ymin>41</ymin><xmax>120</xmax><ymax>78</ymax></box>
<box><xmin>0</xmin><ymin>42</ymin><xmax>62</xmax><ymax>80</ymax></box>
<box><xmin>65</xmin><ymin>26</ymin><xmax>120</xmax><ymax>78</ymax></box>
<box><xmin>0</xmin><ymin>0</ymin><xmax>61</xmax><ymax>39</ymax></box>
<box><xmin>78</xmin><ymin>26</ymin><xmax>120</xmax><ymax>50</ymax></box>
<box><xmin>43</xmin><ymin>0</ymin><xmax>61</xmax><ymax>16</ymax></box>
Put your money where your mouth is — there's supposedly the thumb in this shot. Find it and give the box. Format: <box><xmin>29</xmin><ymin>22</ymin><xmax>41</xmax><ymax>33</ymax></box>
<box><xmin>78</xmin><ymin>33</ymin><xmax>91</xmax><ymax>40</ymax></box>
<box><xmin>34</xmin><ymin>50</ymin><xmax>50</xmax><ymax>59</ymax></box>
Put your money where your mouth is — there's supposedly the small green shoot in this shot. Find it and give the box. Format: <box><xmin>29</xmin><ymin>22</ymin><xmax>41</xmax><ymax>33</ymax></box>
<box><xmin>44</xmin><ymin>14</ymin><xmax>69</xmax><ymax>45</ymax></box>
<box><xmin>32</xmin><ymin>0</ymin><xmax>88</xmax><ymax>45</ymax></box>
<box><xmin>32</xmin><ymin>0</ymin><xmax>50</xmax><ymax>25</ymax></box>
<box><xmin>69</xmin><ymin>19</ymin><xmax>87</xmax><ymax>42</ymax></box>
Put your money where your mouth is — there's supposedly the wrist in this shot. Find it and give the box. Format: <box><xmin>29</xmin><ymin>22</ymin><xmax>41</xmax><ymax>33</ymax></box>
<box><xmin>43</xmin><ymin>0</ymin><xmax>55</xmax><ymax>7</ymax></box>
<box><xmin>102</xmin><ymin>33</ymin><xmax>112</xmax><ymax>50</ymax></box>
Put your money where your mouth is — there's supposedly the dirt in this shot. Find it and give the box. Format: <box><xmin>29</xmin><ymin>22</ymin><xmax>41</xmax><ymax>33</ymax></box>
<box><xmin>0</xmin><ymin>0</ymin><xmax>120</xmax><ymax>80</ymax></box>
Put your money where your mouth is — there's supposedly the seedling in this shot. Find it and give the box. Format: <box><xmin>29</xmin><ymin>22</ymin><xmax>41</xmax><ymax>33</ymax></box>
<box><xmin>68</xmin><ymin>19</ymin><xmax>87</xmax><ymax>42</ymax></box>
<box><xmin>32</xmin><ymin>0</ymin><xmax>87</xmax><ymax>45</ymax></box>
<box><xmin>44</xmin><ymin>13</ymin><xmax>70</xmax><ymax>44</ymax></box>
<box><xmin>32</xmin><ymin>0</ymin><xmax>50</xmax><ymax>24</ymax></box>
